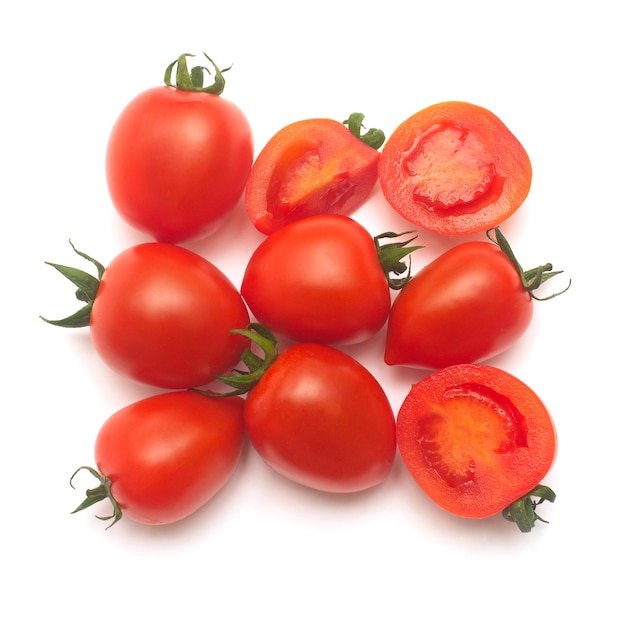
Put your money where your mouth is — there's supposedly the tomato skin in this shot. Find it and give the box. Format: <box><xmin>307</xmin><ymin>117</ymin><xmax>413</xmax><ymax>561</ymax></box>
<box><xmin>244</xmin><ymin>343</ymin><xmax>396</xmax><ymax>493</ymax></box>
<box><xmin>94</xmin><ymin>391</ymin><xmax>245</xmax><ymax>525</ymax></box>
<box><xmin>385</xmin><ymin>240</ymin><xmax>533</xmax><ymax>369</ymax></box>
<box><xmin>379</xmin><ymin>101</ymin><xmax>532</xmax><ymax>235</ymax></box>
<box><xmin>106</xmin><ymin>86</ymin><xmax>253</xmax><ymax>243</ymax></box>
<box><xmin>396</xmin><ymin>364</ymin><xmax>557</xmax><ymax>519</ymax></box>
<box><xmin>90</xmin><ymin>242</ymin><xmax>250</xmax><ymax>389</ymax></box>
<box><xmin>241</xmin><ymin>214</ymin><xmax>390</xmax><ymax>345</ymax></box>
<box><xmin>245</xmin><ymin>118</ymin><xmax>379</xmax><ymax>235</ymax></box>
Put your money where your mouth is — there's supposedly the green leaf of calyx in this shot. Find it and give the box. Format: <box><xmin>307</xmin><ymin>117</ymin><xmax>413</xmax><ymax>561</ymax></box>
<box><xmin>344</xmin><ymin>112</ymin><xmax>385</xmax><ymax>150</ymax></box>
<box><xmin>502</xmin><ymin>484</ymin><xmax>556</xmax><ymax>533</ymax></box>
<box><xmin>70</xmin><ymin>466</ymin><xmax>123</xmax><ymax>529</ymax></box>
<box><xmin>40</xmin><ymin>241</ymin><xmax>105</xmax><ymax>328</ymax></box>
<box><xmin>487</xmin><ymin>228</ymin><xmax>571</xmax><ymax>301</ymax></box>
<box><xmin>164</xmin><ymin>53</ymin><xmax>230</xmax><ymax>95</ymax></box>
<box><xmin>374</xmin><ymin>231</ymin><xmax>423</xmax><ymax>290</ymax></box>
<box><xmin>194</xmin><ymin>323</ymin><xmax>280</xmax><ymax>397</ymax></box>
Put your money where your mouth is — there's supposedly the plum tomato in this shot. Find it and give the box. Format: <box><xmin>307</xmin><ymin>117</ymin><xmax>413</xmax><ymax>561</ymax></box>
<box><xmin>210</xmin><ymin>324</ymin><xmax>397</xmax><ymax>493</ymax></box>
<box><xmin>245</xmin><ymin>113</ymin><xmax>384</xmax><ymax>235</ymax></box>
<box><xmin>42</xmin><ymin>241</ymin><xmax>250</xmax><ymax>389</ymax></box>
<box><xmin>70</xmin><ymin>391</ymin><xmax>245</xmax><ymax>526</ymax></box>
<box><xmin>241</xmin><ymin>214</ymin><xmax>420</xmax><ymax>345</ymax></box>
<box><xmin>384</xmin><ymin>228</ymin><xmax>570</xmax><ymax>369</ymax></box>
<box><xmin>378</xmin><ymin>101</ymin><xmax>532</xmax><ymax>235</ymax></box>
<box><xmin>396</xmin><ymin>364</ymin><xmax>557</xmax><ymax>532</ymax></box>
<box><xmin>105</xmin><ymin>53</ymin><xmax>254</xmax><ymax>243</ymax></box>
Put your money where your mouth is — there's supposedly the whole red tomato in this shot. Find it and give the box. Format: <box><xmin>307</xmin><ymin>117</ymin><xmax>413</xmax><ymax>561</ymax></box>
<box><xmin>106</xmin><ymin>54</ymin><xmax>253</xmax><ymax>243</ymax></box>
<box><xmin>71</xmin><ymin>391</ymin><xmax>245</xmax><ymax>526</ymax></box>
<box><xmin>213</xmin><ymin>325</ymin><xmax>397</xmax><ymax>493</ymax></box>
<box><xmin>42</xmin><ymin>241</ymin><xmax>250</xmax><ymax>389</ymax></box>
<box><xmin>396</xmin><ymin>364</ymin><xmax>557</xmax><ymax>531</ymax></box>
<box><xmin>241</xmin><ymin>214</ymin><xmax>419</xmax><ymax>345</ymax></box>
<box><xmin>384</xmin><ymin>228</ymin><xmax>569</xmax><ymax>369</ymax></box>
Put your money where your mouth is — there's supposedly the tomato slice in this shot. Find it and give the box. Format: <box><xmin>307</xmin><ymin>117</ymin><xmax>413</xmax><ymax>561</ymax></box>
<box><xmin>245</xmin><ymin>117</ymin><xmax>381</xmax><ymax>234</ymax></box>
<box><xmin>396</xmin><ymin>364</ymin><xmax>557</xmax><ymax>520</ymax></box>
<box><xmin>378</xmin><ymin>101</ymin><xmax>532</xmax><ymax>235</ymax></box>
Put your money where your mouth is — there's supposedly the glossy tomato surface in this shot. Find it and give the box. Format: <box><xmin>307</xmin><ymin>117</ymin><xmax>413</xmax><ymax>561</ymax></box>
<box><xmin>244</xmin><ymin>343</ymin><xmax>397</xmax><ymax>493</ymax></box>
<box><xmin>90</xmin><ymin>242</ymin><xmax>250</xmax><ymax>388</ymax></box>
<box><xmin>245</xmin><ymin>118</ymin><xmax>379</xmax><ymax>235</ymax></box>
<box><xmin>396</xmin><ymin>364</ymin><xmax>557</xmax><ymax>519</ymax></box>
<box><xmin>94</xmin><ymin>391</ymin><xmax>245</xmax><ymax>525</ymax></box>
<box><xmin>379</xmin><ymin>101</ymin><xmax>532</xmax><ymax>235</ymax></box>
<box><xmin>106</xmin><ymin>86</ymin><xmax>253</xmax><ymax>243</ymax></box>
<box><xmin>241</xmin><ymin>214</ymin><xmax>390</xmax><ymax>344</ymax></box>
<box><xmin>385</xmin><ymin>240</ymin><xmax>533</xmax><ymax>369</ymax></box>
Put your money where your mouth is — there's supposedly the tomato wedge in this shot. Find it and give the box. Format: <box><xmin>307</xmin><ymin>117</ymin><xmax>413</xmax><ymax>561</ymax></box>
<box><xmin>378</xmin><ymin>101</ymin><xmax>532</xmax><ymax>235</ymax></box>
<box><xmin>396</xmin><ymin>364</ymin><xmax>557</xmax><ymax>531</ymax></box>
<box><xmin>245</xmin><ymin>114</ymin><xmax>384</xmax><ymax>235</ymax></box>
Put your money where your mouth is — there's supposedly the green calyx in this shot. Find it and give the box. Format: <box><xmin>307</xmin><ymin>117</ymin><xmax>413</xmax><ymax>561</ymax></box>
<box><xmin>344</xmin><ymin>113</ymin><xmax>385</xmax><ymax>150</ymax></box>
<box><xmin>487</xmin><ymin>227</ymin><xmax>571</xmax><ymax>301</ymax></box>
<box><xmin>196</xmin><ymin>323</ymin><xmax>280</xmax><ymax>397</ymax></box>
<box><xmin>40</xmin><ymin>241</ymin><xmax>105</xmax><ymax>328</ymax></box>
<box><xmin>164</xmin><ymin>53</ymin><xmax>230</xmax><ymax>95</ymax></box>
<box><xmin>502</xmin><ymin>484</ymin><xmax>556</xmax><ymax>533</ymax></box>
<box><xmin>374</xmin><ymin>231</ymin><xmax>423</xmax><ymax>290</ymax></box>
<box><xmin>70</xmin><ymin>466</ymin><xmax>123</xmax><ymax>529</ymax></box>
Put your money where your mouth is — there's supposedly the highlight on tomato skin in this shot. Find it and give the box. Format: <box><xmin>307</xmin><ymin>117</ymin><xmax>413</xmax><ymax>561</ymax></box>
<box><xmin>378</xmin><ymin>101</ymin><xmax>532</xmax><ymax>236</ymax></box>
<box><xmin>396</xmin><ymin>364</ymin><xmax>557</xmax><ymax>530</ymax></box>
<box><xmin>245</xmin><ymin>114</ymin><xmax>384</xmax><ymax>235</ymax></box>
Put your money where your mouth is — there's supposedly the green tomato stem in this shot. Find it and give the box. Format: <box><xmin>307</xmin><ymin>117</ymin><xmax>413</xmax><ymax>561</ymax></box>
<box><xmin>344</xmin><ymin>112</ymin><xmax>385</xmax><ymax>150</ymax></box>
<box><xmin>164</xmin><ymin>53</ymin><xmax>230</xmax><ymax>95</ymax></box>
<box><xmin>70</xmin><ymin>466</ymin><xmax>123</xmax><ymax>529</ymax></box>
<box><xmin>501</xmin><ymin>484</ymin><xmax>556</xmax><ymax>532</ymax></box>
<box><xmin>374</xmin><ymin>231</ymin><xmax>423</xmax><ymax>290</ymax></box>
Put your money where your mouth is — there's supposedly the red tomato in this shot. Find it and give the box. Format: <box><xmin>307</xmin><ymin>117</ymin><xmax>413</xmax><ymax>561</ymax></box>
<box><xmin>396</xmin><ymin>364</ymin><xmax>557</xmax><ymax>529</ymax></box>
<box><xmin>245</xmin><ymin>114</ymin><xmax>383</xmax><ymax>235</ymax></box>
<box><xmin>385</xmin><ymin>240</ymin><xmax>531</xmax><ymax>369</ymax></box>
<box><xmin>378</xmin><ymin>101</ymin><xmax>532</xmax><ymax>235</ymax></box>
<box><xmin>106</xmin><ymin>54</ymin><xmax>253</xmax><ymax>243</ymax></box>
<box><xmin>71</xmin><ymin>391</ymin><xmax>245</xmax><ymax>526</ymax></box>
<box><xmin>384</xmin><ymin>230</ymin><xmax>569</xmax><ymax>369</ymax></box>
<box><xmin>241</xmin><ymin>214</ymin><xmax>415</xmax><ymax>345</ymax></box>
<box><xmin>229</xmin><ymin>332</ymin><xmax>396</xmax><ymax>493</ymax></box>
<box><xmin>42</xmin><ymin>241</ymin><xmax>250</xmax><ymax>388</ymax></box>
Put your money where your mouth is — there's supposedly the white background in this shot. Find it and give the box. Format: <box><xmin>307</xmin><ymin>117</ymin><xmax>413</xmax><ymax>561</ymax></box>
<box><xmin>3</xmin><ymin>1</ymin><xmax>623</xmax><ymax>624</ymax></box>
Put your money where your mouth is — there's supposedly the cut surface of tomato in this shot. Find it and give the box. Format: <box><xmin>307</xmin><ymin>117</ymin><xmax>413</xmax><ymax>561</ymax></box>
<box><xmin>379</xmin><ymin>101</ymin><xmax>532</xmax><ymax>235</ymax></box>
<box><xmin>246</xmin><ymin>118</ymin><xmax>380</xmax><ymax>235</ymax></box>
<box><xmin>396</xmin><ymin>364</ymin><xmax>556</xmax><ymax>519</ymax></box>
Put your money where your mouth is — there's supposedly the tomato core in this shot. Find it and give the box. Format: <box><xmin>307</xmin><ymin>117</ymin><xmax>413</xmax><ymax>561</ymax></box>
<box><xmin>416</xmin><ymin>382</ymin><xmax>529</xmax><ymax>489</ymax></box>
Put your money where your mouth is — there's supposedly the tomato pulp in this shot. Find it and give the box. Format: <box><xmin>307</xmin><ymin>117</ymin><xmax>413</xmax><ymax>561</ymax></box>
<box><xmin>245</xmin><ymin>116</ymin><xmax>382</xmax><ymax>235</ymax></box>
<box><xmin>396</xmin><ymin>364</ymin><xmax>557</xmax><ymax>520</ymax></box>
<box><xmin>379</xmin><ymin>101</ymin><xmax>532</xmax><ymax>235</ymax></box>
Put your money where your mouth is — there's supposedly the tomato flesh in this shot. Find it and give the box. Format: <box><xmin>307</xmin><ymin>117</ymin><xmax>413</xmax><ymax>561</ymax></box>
<box><xmin>244</xmin><ymin>343</ymin><xmax>397</xmax><ymax>493</ymax></box>
<box><xmin>379</xmin><ymin>101</ymin><xmax>531</xmax><ymax>235</ymax></box>
<box><xmin>246</xmin><ymin>118</ymin><xmax>379</xmax><ymax>235</ymax></box>
<box><xmin>384</xmin><ymin>240</ymin><xmax>533</xmax><ymax>369</ymax></box>
<box><xmin>396</xmin><ymin>364</ymin><xmax>557</xmax><ymax>519</ymax></box>
<box><xmin>95</xmin><ymin>391</ymin><xmax>245</xmax><ymax>525</ymax></box>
